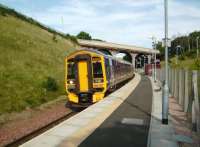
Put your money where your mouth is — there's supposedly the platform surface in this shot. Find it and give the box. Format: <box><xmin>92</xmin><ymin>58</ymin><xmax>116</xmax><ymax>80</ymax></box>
<box><xmin>78</xmin><ymin>76</ymin><xmax>153</xmax><ymax>147</ymax></box>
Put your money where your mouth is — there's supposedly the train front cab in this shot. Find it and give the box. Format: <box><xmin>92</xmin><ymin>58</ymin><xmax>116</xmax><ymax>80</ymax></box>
<box><xmin>65</xmin><ymin>51</ymin><xmax>107</xmax><ymax>106</ymax></box>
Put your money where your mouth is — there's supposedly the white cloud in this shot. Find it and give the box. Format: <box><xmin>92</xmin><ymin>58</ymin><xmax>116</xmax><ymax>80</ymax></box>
<box><xmin>8</xmin><ymin>0</ymin><xmax>200</xmax><ymax>48</ymax></box>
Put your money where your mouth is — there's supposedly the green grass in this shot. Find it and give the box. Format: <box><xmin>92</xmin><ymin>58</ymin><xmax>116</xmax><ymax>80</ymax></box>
<box><xmin>0</xmin><ymin>13</ymin><xmax>78</xmax><ymax>114</ymax></box>
<box><xmin>161</xmin><ymin>54</ymin><xmax>200</xmax><ymax>70</ymax></box>
<box><xmin>169</xmin><ymin>57</ymin><xmax>200</xmax><ymax>70</ymax></box>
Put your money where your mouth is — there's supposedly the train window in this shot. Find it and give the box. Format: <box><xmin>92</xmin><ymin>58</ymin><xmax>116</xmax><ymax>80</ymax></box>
<box><xmin>92</xmin><ymin>57</ymin><xmax>101</xmax><ymax>61</ymax></box>
<box><xmin>93</xmin><ymin>62</ymin><xmax>103</xmax><ymax>78</ymax></box>
<box><xmin>67</xmin><ymin>62</ymin><xmax>75</xmax><ymax>79</ymax></box>
<box><xmin>105</xmin><ymin>58</ymin><xmax>110</xmax><ymax>79</ymax></box>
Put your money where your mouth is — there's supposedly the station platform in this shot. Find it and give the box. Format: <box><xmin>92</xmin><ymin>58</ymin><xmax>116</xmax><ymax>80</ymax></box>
<box><xmin>20</xmin><ymin>73</ymin><xmax>179</xmax><ymax>147</ymax></box>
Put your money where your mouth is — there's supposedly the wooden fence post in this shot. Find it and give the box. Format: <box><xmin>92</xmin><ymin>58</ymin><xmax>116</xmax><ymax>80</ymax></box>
<box><xmin>192</xmin><ymin>71</ymin><xmax>200</xmax><ymax>132</ymax></box>
<box><xmin>174</xmin><ymin>69</ymin><xmax>177</xmax><ymax>100</ymax></box>
<box><xmin>170</xmin><ymin>68</ymin><xmax>173</xmax><ymax>93</ymax></box>
<box><xmin>169</xmin><ymin>67</ymin><xmax>171</xmax><ymax>92</ymax></box>
<box><xmin>184</xmin><ymin>70</ymin><xmax>189</xmax><ymax>112</ymax></box>
<box><xmin>172</xmin><ymin>69</ymin><xmax>174</xmax><ymax>96</ymax></box>
<box><xmin>179</xmin><ymin>69</ymin><xmax>182</xmax><ymax>104</ymax></box>
<box><xmin>180</xmin><ymin>70</ymin><xmax>185</xmax><ymax>106</ymax></box>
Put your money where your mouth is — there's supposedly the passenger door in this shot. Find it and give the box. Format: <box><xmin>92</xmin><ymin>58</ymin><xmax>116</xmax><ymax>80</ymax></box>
<box><xmin>78</xmin><ymin>61</ymin><xmax>89</xmax><ymax>92</ymax></box>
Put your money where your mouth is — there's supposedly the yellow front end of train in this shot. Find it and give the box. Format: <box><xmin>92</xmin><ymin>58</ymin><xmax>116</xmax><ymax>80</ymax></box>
<box><xmin>65</xmin><ymin>50</ymin><xmax>107</xmax><ymax>106</ymax></box>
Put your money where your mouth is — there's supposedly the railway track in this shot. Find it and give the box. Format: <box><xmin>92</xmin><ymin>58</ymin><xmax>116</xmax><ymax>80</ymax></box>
<box><xmin>5</xmin><ymin>111</ymin><xmax>77</xmax><ymax>147</ymax></box>
<box><xmin>4</xmin><ymin>78</ymin><xmax>133</xmax><ymax>147</ymax></box>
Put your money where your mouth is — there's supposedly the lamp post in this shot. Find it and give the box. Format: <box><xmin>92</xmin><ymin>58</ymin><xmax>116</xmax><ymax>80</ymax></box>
<box><xmin>151</xmin><ymin>37</ymin><xmax>157</xmax><ymax>82</ymax></box>
<box><xmin>162</xmin><ymin>0</ymin><xmax>169</xmax><ymax>124</ymax></box>
<box><xmin>197</xmin><ymin>36</ymin><xmax>199</xmax><ymax>58</ymax></box>
<box><xmin>154</xmin><ymin>41</ymin><xmax>157</xmax><ymax>82</ymax></box>
<box><xmin>150</xmin><ymin>36</ymin><xmax>157</xmax><ymax>81</ymax></box>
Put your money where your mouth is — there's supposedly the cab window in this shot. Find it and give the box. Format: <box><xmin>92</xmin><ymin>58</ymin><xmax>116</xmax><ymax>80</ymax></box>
<box><xmin>93</xmin><ymin>62</ymin><xmax>103</xmax><ymax>78</ymax></box>
<box><xmin>67</xmin><ymin>62</ymin><xmax>75</xmax><ymax>79</ymax></box>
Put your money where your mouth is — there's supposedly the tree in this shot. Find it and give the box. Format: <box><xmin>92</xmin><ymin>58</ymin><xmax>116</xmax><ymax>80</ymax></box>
<box><xmin>76</xmin><ymin>31</ymin><xmax>92</xmax><ymax>40</ymax></box>
<box><xmin>157</xmin><ymin>30</ymin><xmax>200</xmax><ymax>59</ymax></box>
<box><xmin>156</xmin><ymin>41</ymin><xmax>165</xmax><ymax>59</ymax></box>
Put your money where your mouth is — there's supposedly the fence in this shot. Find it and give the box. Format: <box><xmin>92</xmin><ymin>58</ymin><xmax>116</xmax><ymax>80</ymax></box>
<box><xmin>157</xmin><ymin>68</ymin><xmax>200</xmax><ymax>133</ymax></box>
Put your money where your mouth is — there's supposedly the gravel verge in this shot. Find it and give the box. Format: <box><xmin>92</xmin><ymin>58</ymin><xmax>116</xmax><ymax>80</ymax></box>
<box><xmin>0</xmin><ymin>96</ymin><xmax>72</xmax><ymax>147</ymax></box>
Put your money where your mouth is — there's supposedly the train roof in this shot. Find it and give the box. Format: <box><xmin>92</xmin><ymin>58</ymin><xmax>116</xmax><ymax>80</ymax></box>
<box><xmin>67</xmin><ymin>48</ymin><xmax>133</xmax><ymax>65</ymax></box>
<box><xmin>81</xmin><ymin>48</ymin><xmax>133</xmax><ymax>65</ymax></box>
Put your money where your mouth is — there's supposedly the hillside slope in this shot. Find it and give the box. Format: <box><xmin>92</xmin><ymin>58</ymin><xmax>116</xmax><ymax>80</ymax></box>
<box><xmin>0</xmin><ymin>11</ymin><xmax>77</xmax><ymax>114</ymax></box>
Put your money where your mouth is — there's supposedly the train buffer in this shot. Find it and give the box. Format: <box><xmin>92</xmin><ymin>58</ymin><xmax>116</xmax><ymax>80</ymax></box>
<box><xmin>20</xmin><ymin>73</ymin><xmax>194</xmax><ymax>147</ymax></box>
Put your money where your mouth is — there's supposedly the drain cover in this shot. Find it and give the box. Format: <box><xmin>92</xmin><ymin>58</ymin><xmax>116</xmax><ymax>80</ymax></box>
<box><xmin>121</xmin><ymin>118</ymin><xmax>144</xmax><ymax>125</ymax></box>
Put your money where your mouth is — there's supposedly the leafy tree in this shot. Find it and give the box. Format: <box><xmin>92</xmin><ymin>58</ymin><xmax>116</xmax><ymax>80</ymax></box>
<box><xmin>76</xmin><ymin>31</ymin><xmax>92</xmax><ymax>40</ymax></box>
<box><xmin>157</xmin><ymin>30</ymin><xmax>200</xmax><ymax>59</ymax></box>
<box><xmin>156</xmin><ymin>41</ymin><xmax>165</xmax><ymax>60</ymax></box>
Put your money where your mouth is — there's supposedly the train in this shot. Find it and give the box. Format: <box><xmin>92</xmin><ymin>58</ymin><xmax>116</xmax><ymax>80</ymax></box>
<box><xmin>65</xmin><ymin>49</ymin><xmax>134</xmax><ymax>107</ymax></box>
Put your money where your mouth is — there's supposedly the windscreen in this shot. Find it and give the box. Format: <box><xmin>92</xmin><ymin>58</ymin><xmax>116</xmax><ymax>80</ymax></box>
<box><xmin>67</xmin><ymin>62</ymin><xmax>75</xmax><ymax>79</ymax></box>
<box><xmin>93</xmin><ymin>62</ymin><xmax>103</xmax><ymax>78</ymax></box>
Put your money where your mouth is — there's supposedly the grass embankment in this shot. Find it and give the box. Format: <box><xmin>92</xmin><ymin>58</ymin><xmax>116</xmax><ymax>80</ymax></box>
<box><xmin>161</xmin><ymin>50</ymin><xmax>200</xmax><ymax>70</ymax></box>
<box><xmin>0</xmin><ymin>8</ymin><xmax>78</xmax><ymax>114</ymax></box>
<box><xmin>169</xmin><ymin>56</ymin><xmax>200</xmax><ymax>70</ymax></box>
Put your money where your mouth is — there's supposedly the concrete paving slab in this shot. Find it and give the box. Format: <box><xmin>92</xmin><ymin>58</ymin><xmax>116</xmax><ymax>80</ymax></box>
<box><xmin>47</xmin><ymin>125</ymin><xmax>79</xmax><ymax>137</ymax></box>
<box><xmin>147</xmin><ymin>77</ymin><xmax>178</xmax><ymax>147</ymax></box>
<box><xmin>22</xmin><ymin>135</ymin><xmax>66</xmax><ymax>147</ymax></box>
<box><xmin>65</xmin><ymin>118</ymin><xmax>91</xmax><ymax>127</ymax></box>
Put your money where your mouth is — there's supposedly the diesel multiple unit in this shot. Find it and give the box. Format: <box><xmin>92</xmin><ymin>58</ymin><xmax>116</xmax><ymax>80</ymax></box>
<box><xmin>65</xmin><ymin>49</ymin><xmax>134</xmax><ymax>107</ymax></box>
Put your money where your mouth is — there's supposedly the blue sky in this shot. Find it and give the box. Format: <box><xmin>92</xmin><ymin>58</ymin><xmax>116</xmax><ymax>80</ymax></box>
<box><xmin>0</xmin><ymin>0</ymin><xmax>200</xmax><ymax>48</ymax></box>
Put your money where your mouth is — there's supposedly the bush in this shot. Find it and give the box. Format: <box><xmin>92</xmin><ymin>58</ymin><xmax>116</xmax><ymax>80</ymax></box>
<box><xmin>194</xmin><ymin>59</ymin><xmax>200</xmax><ymax>70</ymax></box>
<box><xmin>184</xmin><ymin>50</ymin><xmax>196</xmax><ymax>58</ymax></box>
<box><xmin>52</xmin><ymin>34</ymin><xmax>57</xmax><ymax>42</ymax></box>
<box><xmin>42</xmin><ymin>77</ymin><xmax>58</xmax><ymax>91</ymax></box>
<box><xmin>65</xmin><ymin>34</ymin><xmax>78</xmax><ymax>44</ymax></box>
<box><xmin>0</xmin><ymin>11</ymin><xmax>6</xmax><ymax>16</ymax></box>
<box><xmin>179</xmin><ymin>54</ymin><xmax>185</xmax><ymax>60</ymax></box>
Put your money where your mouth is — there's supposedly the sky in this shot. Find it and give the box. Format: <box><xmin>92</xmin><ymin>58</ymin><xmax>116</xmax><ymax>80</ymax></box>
<box><xmin>0</xmin><ymin>0</ymin><xmax>200</xmax><ymax>48</ymax></box>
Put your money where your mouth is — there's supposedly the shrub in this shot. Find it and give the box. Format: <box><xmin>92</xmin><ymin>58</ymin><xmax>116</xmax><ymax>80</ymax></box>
<box><xmin>179</xmin><ymin>54</ymin><xmax>185</xmax><ymax>60</ymax></box>
<box><xmin>185</xmin><ymin>50</ymin><xmax>196</xmax><ymax>58</ymax></box>
<box><xmin>0</xmin><ymin>10</ymin><xmax>6</xmax><ymax>16</ymax></box>
<box><xmin>42</xmin><ymin>77</ymin><xmax>58</xmax><ymax>91</ymax></box>
<box><xmin>52</xmin><ymin>34</ymin><xmax>57</xmax><ymax>42</ymax></box>
<box><xmin>194</xmin><ymin>59</ymin><xmax>200</xmax><ymax>70</ymax></box>
<box><xmin>65</xmin><ymin>34</ymin><xmax>78</xmax><ymax>44</ymax></box>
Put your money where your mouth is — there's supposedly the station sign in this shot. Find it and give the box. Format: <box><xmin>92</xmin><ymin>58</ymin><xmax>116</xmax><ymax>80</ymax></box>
<box><xmin>162</xmin><ymin>38</ymin><xmax>171</xmax><ymax>47</ymax></box>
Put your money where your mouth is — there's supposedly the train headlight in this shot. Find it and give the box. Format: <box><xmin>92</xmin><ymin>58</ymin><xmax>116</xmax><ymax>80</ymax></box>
<box><xmin>69</xmin><ymin>80</ymin><xmax>74</xmax><ymax>84</ymax></box>
<box><xmin>68</xmin><ymin>79</ymin><xmax>75</xmax><ymax>84</ymax></box>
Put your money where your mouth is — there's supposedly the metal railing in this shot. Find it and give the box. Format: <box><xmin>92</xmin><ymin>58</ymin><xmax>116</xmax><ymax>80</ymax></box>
<box><xmin>157</xmin><ymin>68</ymin><xmax>200</xmax><ymax>133</ymax></box>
